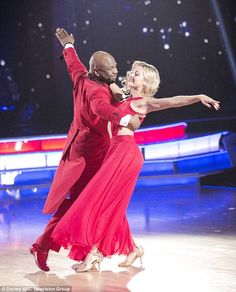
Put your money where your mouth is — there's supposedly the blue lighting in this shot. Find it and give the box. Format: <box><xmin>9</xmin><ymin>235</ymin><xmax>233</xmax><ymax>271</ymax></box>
<box><xmin>0</xmin><ymin>105</ymin><xmax>15</xmax><ymax>111</ymax></box>
<box><xmin>210</xmin><ymin>0</ymin><xmax>236</xmax><ymax>85</ymax></box>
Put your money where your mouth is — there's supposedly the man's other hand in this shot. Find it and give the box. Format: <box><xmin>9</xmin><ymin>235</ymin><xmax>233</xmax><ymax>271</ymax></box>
<box><xmin>127</xmin><ymin>114</ymin><xmax>142</xmax><ymax>131</ymax></box>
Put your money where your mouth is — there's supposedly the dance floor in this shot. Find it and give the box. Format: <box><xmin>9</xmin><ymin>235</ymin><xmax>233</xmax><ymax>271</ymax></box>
<box><xmin>0</xmin><ymin>184</ymin><xmax>236</xmax><ymax>292</ymax></box>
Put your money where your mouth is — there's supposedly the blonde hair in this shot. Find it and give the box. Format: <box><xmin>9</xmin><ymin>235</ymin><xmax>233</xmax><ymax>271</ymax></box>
<box><xmin>123</xmin><ymin>61</ymin><xmax>160</xmax><ymax>97</ymax></box>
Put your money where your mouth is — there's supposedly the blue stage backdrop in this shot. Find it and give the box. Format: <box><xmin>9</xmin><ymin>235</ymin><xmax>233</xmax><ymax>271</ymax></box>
<box><xmin>0</xmin><ymin>0</ymin><xmax>235</xmax><ymax>137</ymax></box>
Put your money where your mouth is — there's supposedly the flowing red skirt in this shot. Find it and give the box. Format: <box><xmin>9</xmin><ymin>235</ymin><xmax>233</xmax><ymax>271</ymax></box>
<box><xmin>51</xmin><ymin>135</ymin><xmax>144</xmax><ymax>261</ymax></box>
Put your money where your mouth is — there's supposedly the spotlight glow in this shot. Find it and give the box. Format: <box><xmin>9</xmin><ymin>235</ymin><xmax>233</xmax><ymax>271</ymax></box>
<box><xmin>164</xmin><ymin>44</ymin><xmax>170</xmax><ymax>50</ymax></box>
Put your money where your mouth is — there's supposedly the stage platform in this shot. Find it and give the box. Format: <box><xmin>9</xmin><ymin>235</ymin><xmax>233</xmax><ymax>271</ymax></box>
<box><xmin>0</xmin><ymin>184</ymin><xmax>236</xmax><ymax>292</ymax></box>
<box><xmin>0</xmin><ymin>123</ymin><xmax>236</xmax><ymax>291</ymax></box>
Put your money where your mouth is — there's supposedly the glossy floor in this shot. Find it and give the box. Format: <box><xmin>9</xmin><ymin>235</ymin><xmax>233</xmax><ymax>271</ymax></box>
<box><xmin>0</xmin><ymin>184</ymin><xmax>236</xmax><ymax>292</ymax></box>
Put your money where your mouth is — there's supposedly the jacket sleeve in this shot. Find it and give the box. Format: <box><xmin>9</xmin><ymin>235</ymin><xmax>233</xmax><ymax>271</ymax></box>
<box><xmin>89</xmin><ymin>93</ymin><xmax>128</xmax><ymax>125</ymax></box>
<box><xmin>63</xmin><ymin>47</ymin><xmax>88</xmax><ymax>85</ymax></box>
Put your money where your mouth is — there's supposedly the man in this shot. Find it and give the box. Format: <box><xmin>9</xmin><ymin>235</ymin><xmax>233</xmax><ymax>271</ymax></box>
<box><xmin>30</xmin><ymin>28</ymin><xmax>141</xmax><ymax>271</ymax></box>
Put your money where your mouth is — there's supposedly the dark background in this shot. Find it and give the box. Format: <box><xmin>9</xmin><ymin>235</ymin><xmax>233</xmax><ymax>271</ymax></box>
<box><xmin>0</xmin><ymin>0</ymin><xmax>235</xmax><ymax>137</ymax></box>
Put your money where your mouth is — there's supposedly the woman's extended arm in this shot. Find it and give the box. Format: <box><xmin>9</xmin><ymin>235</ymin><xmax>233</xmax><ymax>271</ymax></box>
<box><xmin>133</xmin><ymin>94</ymin><xmax>220</xmax><ymax>114</ymax></box>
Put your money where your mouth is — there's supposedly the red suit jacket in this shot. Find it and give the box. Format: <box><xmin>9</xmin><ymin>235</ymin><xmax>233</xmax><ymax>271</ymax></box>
<box><xmin>43</xmin><ymin>48</ymin><xmax>127</xmax><ymax>214</ymax></box>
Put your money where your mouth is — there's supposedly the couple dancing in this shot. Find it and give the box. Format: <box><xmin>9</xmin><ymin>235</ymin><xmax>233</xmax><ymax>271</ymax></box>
<box><xmin>30</xmin><ymin>28</ymin><xmax>220</xmax><ymax>273</ymax></box>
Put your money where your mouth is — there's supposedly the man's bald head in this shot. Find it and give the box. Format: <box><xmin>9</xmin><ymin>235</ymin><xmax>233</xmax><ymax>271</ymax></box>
<box><xmin>89</xmin><ymin>51</ymin><xmax>118</xmax><ymax>84</ymax></box>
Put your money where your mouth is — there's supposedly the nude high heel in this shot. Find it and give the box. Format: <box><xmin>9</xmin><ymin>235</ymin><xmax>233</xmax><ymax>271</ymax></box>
<box><xmin>72</xmin><ymin>262</ymin><xmax>98</xmax><ymax>271</ymax></box>
<box><xmin>118</xmin><ymin>245</ymin><xmax>144</xmax><ymax>267</ymax></box>
<box><xmin>74</xmin><ymin>247</ymin><xmax>103</xmax><ymax>273</ymax></box>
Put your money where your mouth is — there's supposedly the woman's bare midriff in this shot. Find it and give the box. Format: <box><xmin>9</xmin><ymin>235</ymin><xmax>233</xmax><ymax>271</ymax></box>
<box><xmin>117</xmin><ymin>127</ymin><xmax>134</xmax><ymax>136</ymax></box>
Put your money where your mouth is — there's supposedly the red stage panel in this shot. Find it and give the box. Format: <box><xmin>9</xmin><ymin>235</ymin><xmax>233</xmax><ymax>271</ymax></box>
<box><xmin>134</xmin><ymin>123</ymin><xmax>187</xmax><ymax>144</ymax></box>
<box><xmin>0</xmin><ymin>123</ymin><xmax>187</xmax><ymax>154</ymax></box>
<box><xmin>0</xmin><ymin>140</ymin><xmax>41</xmax><ymax>154</ymax></box>
<box><xmin>41</xmin><ymin>138</ymin><xmax>66</xmax><ymax>151</ymax></box>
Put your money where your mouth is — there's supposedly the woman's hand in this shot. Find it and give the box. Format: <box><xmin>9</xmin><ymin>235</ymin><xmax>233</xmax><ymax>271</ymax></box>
<box><xmin>199</xmin><ymin>94</ymin><xmax>220</xmax><ymax>110</ymax></box>
<box><xmin>110</xmin><ymin>83</ymin><xmax>123</xmax><ymax>95</ymax></box>
<box><xmin>110</xmin><ymin>83</ymin><xmax>124</xmax><ymax>101</ymax></box>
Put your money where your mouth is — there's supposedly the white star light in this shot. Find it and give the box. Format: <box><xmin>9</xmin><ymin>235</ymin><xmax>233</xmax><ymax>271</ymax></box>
<box><xmin>144</xmin><ymin>0</ymin><xmax>151</xmax><ymax>5</ymax></box>
<box><xmin>0</xmin><ymin>60</ymin><xmax>6</xmax><ymax>66</ymax></box>
<box><xmin>143</xmin><ymin>27</ymin><xmax>148</xmax><ymax>33</ymax></box>
<box><xmin>164</xmin><ymin>44</ymin><xmax>170</xmax><ymax>50</ymax></box>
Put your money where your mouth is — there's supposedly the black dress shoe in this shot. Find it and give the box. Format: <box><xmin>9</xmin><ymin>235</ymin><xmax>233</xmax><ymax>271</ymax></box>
<box><xmin>29</xmin><ymin>243</ymin><xmax>50</xmax><ymax>272</ymax></box>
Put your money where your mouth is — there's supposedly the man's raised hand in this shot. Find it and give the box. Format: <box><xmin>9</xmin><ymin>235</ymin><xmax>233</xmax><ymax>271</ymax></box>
<box><xmin>55</xmin><ymin>28</ymin><xmax>74</xmax><ymax>47</ymax></box>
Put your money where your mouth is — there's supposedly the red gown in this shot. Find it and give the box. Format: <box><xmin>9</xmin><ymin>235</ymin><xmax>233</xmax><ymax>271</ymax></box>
<box><xmin>51</xmin><ymin>98</ymin><xmax>144</xmax><ymax>260</ymax></box>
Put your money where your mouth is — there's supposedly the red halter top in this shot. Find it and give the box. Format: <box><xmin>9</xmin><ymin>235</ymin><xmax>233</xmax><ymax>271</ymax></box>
<box><xmin>111</xmin><ymin>97</ymin><xmax>144</xmax><ymax>136</ymax></box>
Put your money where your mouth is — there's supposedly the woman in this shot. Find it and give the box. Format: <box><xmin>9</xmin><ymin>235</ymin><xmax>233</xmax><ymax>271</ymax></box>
<box><xmin>50</xmin><ymin>61</ymin><xmax>220</xmax><ymax>272</ymax></box>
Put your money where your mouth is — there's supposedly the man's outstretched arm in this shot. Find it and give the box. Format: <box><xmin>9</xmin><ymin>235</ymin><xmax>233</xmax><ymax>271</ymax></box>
<box><xmin>55</xmin><ymin>27</ymin><xmax>88</xmax><ymax>84</ymax></box>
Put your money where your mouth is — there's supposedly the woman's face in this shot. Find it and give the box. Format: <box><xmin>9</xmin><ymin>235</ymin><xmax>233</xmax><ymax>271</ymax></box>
<box><xmin>126</xmin><ymin>65</ymin><xmax>146</xmax><ymax>93</ymax></box>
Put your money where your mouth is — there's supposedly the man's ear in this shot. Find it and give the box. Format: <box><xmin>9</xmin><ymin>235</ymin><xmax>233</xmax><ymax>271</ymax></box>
<box><xmin>94</xmin><ymin>68</ymin><xmax>99</xmax><ymax>77</ymax></box>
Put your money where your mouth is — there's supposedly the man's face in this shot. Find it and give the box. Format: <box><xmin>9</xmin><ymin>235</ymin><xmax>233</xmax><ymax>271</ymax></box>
<box><xmin>95</xmin><ymin>57</ymin><xmax>118</xmax><ymax>84</ymax></box>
